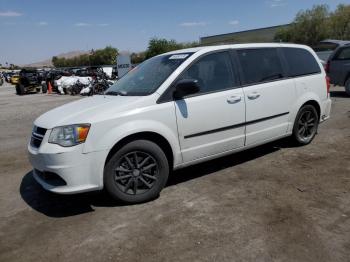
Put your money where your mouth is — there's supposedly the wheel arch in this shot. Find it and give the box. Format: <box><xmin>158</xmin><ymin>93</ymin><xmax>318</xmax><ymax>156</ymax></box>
<box><xmin>104</xmin><ymin>131</ymin><xmax>175</xmax><ymax>170</ymax></box>
<box><xmin>288</xmin><ymin>94</ymin><xmax>322</xmax><ymax>133</ymax></box>
<box><xmin>301</xmin><ymin>100</ymin><xmax>321</xmax><ymax>119</ymax></box>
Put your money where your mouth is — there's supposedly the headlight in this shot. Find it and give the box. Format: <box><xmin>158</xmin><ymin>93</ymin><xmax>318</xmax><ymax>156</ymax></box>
<box><xmin>48</xmin><ymin>124</ymin><xmax>90</xmax><ymax>147</ymax></box>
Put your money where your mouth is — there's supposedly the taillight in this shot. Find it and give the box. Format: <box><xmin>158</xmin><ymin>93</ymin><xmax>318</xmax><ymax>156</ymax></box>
<box><xmin>326</xmin><ymin>76</ymin><xmax>330</xmax><ymax>94</ymax></box>
<box><xmin>325</xmin><ymin>61</ymin><xmax>330</xmax><ymax>73</ymax></box>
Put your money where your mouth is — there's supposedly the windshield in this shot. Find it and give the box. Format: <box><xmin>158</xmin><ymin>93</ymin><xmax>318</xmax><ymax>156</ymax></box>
<box><xmin>105</xmin><ymin>53</ymin><xmax>193</xmax><ymax>96</ymax></box>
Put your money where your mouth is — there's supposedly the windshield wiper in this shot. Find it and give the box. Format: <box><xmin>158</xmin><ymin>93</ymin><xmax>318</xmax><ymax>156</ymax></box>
<box><xmin>105</xmin><ymin>90</ymin><xmax>128</xmax><ymax>96</ymax></box>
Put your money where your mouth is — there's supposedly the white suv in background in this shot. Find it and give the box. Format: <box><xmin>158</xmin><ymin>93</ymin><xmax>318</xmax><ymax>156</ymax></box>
<box><xmin>28</xmin><ymin>43</ymin><xmax>332</xmax><ymax>203</ymax></box>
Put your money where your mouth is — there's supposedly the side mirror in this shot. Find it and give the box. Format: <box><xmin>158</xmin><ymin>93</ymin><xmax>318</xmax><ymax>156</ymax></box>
<box><xmin>173</xmin><ymin>79</ymin><xmax>200</xmax><ymax>99</ymax></box>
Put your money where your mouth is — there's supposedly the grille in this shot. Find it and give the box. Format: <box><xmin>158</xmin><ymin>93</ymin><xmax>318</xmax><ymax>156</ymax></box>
<box><xmin>30</xmin><ymin>126</ymin><xmax>47</xmax><ymax>148</ymax></box>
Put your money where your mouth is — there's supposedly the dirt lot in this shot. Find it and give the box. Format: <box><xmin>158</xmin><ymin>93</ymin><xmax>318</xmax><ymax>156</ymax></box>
<box><xmin>0</xmin><ymin>82</ymin><xmax>349</xmax><ymax>262</ymax></box>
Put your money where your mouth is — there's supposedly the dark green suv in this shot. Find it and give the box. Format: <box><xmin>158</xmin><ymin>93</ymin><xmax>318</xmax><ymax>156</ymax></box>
<box><xmin>16</xmin><ymin>69</ymin><xmax>47</xmax><ymax>95</ymax></box>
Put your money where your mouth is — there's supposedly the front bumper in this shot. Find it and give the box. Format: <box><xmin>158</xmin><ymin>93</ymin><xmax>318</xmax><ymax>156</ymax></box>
<box><xmin>28</xmin><ymin>140</ymin><xmax>107</xmax><ymax>194</ymax></box>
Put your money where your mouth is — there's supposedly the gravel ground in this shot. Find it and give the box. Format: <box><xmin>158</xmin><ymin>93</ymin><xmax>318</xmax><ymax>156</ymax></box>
<box><xmin>0</xmin><ymin>82</ymin><xmax>349</xmax><ymax>262</ymax></box>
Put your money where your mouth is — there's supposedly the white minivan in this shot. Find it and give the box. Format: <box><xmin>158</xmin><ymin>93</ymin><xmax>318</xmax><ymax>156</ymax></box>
<box><xmin>28</xmin><ymin>44</ymin><xmax>332</xmax><ymax>203</ymax></box>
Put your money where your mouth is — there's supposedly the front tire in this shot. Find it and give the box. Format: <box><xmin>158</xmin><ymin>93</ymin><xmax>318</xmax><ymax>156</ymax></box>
<box><xmin>292</xmin><ymin>104</ymin><xmax>319</xmax><ymax>145</ymax></box>
<box><xmin>42</xmin><ymin>83</ymin><xmax>47</xmax><ymax>93</ymax></box>
<box><xmin>104</xmin><ymin>140</ymin><xmax>169</xmax><ymax>204</ymax></box>
<box><xmin>16</xmin><ymin>84</ymin><xmax>25</xmax><ymax>95</ymax></box>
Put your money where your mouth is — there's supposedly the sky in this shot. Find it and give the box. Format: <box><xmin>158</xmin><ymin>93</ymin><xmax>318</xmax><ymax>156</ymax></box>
<box><xmin>0</xmin><ymin>0</ymin><xmax>347</xmax><ymax>65</ymax></box>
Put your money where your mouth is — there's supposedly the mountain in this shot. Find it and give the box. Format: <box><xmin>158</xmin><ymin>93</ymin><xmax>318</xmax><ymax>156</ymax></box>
<box><xmin>23</xmin><ymin>50</ymin><xmax>90</xmax><ymax>67</ymax></box>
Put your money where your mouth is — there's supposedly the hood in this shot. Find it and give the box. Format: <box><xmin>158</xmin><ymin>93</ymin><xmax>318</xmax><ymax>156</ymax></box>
<box><xmin>34</xmin><ymin>95</ymin><xmax>149</xmax><ymax>129</ymax></box>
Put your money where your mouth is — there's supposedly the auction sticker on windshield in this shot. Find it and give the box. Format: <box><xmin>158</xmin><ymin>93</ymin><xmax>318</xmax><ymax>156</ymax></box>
<box><xmin>169</xmin><ymin>54</ymin><xmax>190</xmax><ymax>60</ymax></box>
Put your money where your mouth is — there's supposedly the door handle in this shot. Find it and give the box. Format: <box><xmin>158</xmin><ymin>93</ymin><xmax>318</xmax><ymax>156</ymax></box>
<box><xmin>227</xmin><ymin>96</ymin><xmax>241</xmax><ymax>104</ymax></box>
<box><xmin>247</xmin><ymin>92</ymin><xmax>260</xmax><ymax>100</ymax></box>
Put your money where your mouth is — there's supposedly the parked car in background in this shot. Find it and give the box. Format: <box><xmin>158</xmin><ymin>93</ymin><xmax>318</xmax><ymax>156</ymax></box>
<box><xmin>326</xmin><ymin>43</ymin><xmax>350</xmax><ymax>95</ymax></box>
<box><xmin>47</xmin><ymin>70</ymin><xmax>72</xmax><ymax>93</ymax></box>
<box><xmin>4</xmin><ymin>72</ymin><xmax>13</xmax><ymax>82</ymax></box>
<box><xmin>37</xmin><ymin>70</ymin><xmax>48</xmax><ymax>81</ymax></box>
<box><xmin>28</xmin><ymin>43</ymin><xmax>331</xmax><ymax>204</ymax></box>
<box><xmin>10</xmin><ymin>74</ymin><xmax>20</xmax><ymax>85</ymax></box>
<box><xmin>75</xmin><ymin>67</ymin><xmax>105</xmax><ymax>78</ymax></box>
<box><xmin>67</xmin><ymin>67</ymin><xmax>81</xmax><ymax>75</ymax></box>
<box><xmin>16</xmin><ymin>69</ymin><xmax>45</xmax><ymax>95</ymax></box>
<box><xmin>75</xmin><ymin>68</ymin><xmax>89</xmax><ymax>77</ymax></box>
<box><xmin>314</xmin><ymin>39</ymin><xmax>350</xmax><ymax>63</ymax></box>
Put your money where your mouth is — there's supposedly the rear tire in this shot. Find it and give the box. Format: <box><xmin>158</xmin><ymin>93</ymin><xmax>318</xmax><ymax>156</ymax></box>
<box><xmin>345</xmin><ymin>78</ymin><xmax>350</xmax><ymax>96</ymax></box>
<box><xmin>104</xmin><ymin>140</ymin><xmax>169</xmax><ymax>204</ymax></box>
<box><xmin>16</xmin><ymin>84</ymin><xmax>25</xmax><ymax>95</ymax></box>
<box><xmin>291</xmin><ymin>104</ymin><xmax>319</xmax><ymax>145</ymax></box>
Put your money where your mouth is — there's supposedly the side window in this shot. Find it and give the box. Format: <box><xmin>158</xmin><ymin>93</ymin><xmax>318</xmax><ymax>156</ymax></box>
<box><xmin>282</xmin><ymin>47</ymin><xmax>321</xmax><ymax>77</ymax></box>
<box><xmin>335</xmin><ymin>47</ymin><xmax>350</xmax><ymax>60</ymax></box>
<box><xmin>237</xmin><ymin>48</ymin><xmax>284</xmax><ymax>85</ymax></box>
<box><xmin>178</xmin><ymin>51</ymin><xmax>237</xmax><ymax>94</ymax></box>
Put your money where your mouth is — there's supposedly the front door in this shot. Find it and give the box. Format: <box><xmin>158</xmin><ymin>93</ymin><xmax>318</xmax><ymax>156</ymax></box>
<box><xmin>174</xmin><ymin>51</ymin><xmax>246</xmax><ymax>163</ymax></box>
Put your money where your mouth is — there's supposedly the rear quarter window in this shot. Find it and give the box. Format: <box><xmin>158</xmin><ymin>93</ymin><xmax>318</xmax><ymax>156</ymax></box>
<box><xmin>282</xmin><ymin>48</ymin><xmax>321</xmax><ymax>77</ymax></box>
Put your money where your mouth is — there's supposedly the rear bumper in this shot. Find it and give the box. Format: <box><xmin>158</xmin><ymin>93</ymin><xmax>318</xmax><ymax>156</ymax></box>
<box><xmin>320</xmin><ymin>97</ymin><xmax>332</xmax><ymax>122</ymax></box>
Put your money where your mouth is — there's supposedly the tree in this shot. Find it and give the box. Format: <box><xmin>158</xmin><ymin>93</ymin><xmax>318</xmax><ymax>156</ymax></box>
<box><xmin>52</xmin><ymin>56</ymin><xmax>58</xmax><ymax>66</ymax></box>
<box><xmin>131</xmin><ymin>52</ymin><xmax>146</xmax><ymax>64</ymax></box>
<box><xmin>145</xmin><ymin>38</ymin><xmax>180</xmax><ymax>59</ymax></box>
<box><xmin>274</xmin><ymin>4</ymin><xmax>350</xmax><ymax>46</ymax></box>
<box><xmin>275</xmin><ymin>5</ymin><xmax>330</xmax><ymax>46</ymax></box>
<box><xmin>7</xmin><ymin>63</ymin><xmax>19</xmax><ymax>69</ymax></box>
<box><xmin>145</xmin><ymin>38</ymin><xmax>199</xmax><ymax>59</ymax></box>
<box><xmin>329</xmin><ymin>4</ymin><xmax>350</xmax><ymax>40</ymax></box>
<box><xmin>90</xmin><ymin>46</ymin><xmax>117</xmax><ymax>65</ymax></box>
<box><xmin>52</xmin><ymin>46</ymin><xmax>118</xmax><ymax>67</ymax></box>
<box><xmin>274</xmin><ymin>27</ymin><xmax>293</xmax><ymax>43</ymax></box>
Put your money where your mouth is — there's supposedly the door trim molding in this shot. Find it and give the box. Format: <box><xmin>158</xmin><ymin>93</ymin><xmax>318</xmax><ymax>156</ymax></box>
<box><xmin>184</xmin><ymin>112</ymin><xmax>289</xmax><ymax>139</ymax></box>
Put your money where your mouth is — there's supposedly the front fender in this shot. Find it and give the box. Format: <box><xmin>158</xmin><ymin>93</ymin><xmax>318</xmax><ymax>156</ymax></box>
<box><xmin>83</xmin><ymin>119</ymin><xmax>182</xmax><ymax>166</ymax></box>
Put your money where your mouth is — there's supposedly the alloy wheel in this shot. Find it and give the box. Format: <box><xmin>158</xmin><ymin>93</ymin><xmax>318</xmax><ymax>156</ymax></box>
<box><xmin>297</xmin><ymin>110</ymin><xmax>317</xmax><ymax>142</ymax></box>
<box><xmin>114</xmin><ymin>151</ymin><xmax>158</xmax><ymax>195</ymax></box>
